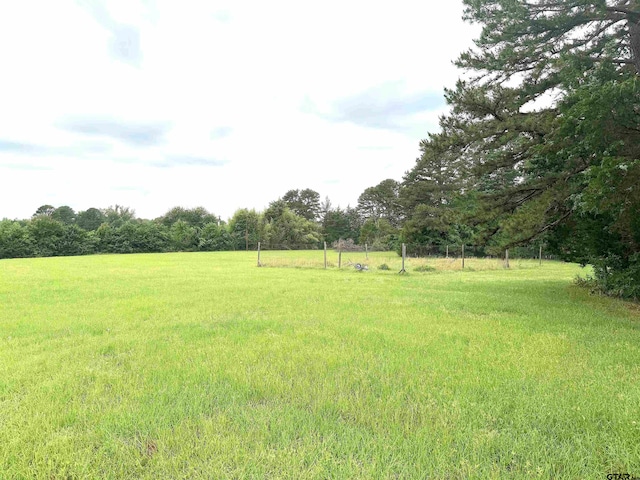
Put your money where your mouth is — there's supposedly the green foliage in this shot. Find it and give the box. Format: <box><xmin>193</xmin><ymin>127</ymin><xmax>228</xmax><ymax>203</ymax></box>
<box><xmin>401</xmin><ymin>141</ymin><xmax>463</xmax><ymax>215</ymax></box>
<box><xmin>103</xmin><ymin>205</ymin><xmax>136</xmax><ymax>228</ymax></box>
<box><xmin>357</xmin><ymin>179</ymin><xmax>401</xmax><ymax>227</ymax></box>
<box><xmin>24</xmin><ymin>217</ymin><xmax>91</xmax><ymax>258</ymax></box>
<box><xmin>158</xmin><ymin>206</ymin><xmax>218</xmax><ymax>229</ymax></box>
<box><xmin>400</xmin><ymin>128</ymin><xmax>476</xmax><ymax>253</ymax></box>
<box><xmin>51</xmin><ymin>205</ymin><xmax>76</xmax><ymax>225</ymax></box>
<box><xmin>398</xmin><ymin>0</ymin><xmax>640</xmax><ymax>299</ymax></box>
<box><xmin>282</xmin><ymin>188</ymin><xmax>321</xmax><ymax>221</ymax></box>
<box><xmin>228</xmin><ymin>208</ymin><xmax>261</xmax><ymax>250</ymax></box>
<box><xmin>401</xmin><ymin>204</ymin><xmax>457</xmax><ymax>248</ymax></box>
<box><xmin>101</xmin><ymin>223</ymin><xmax>138</xmax><ymax>254</ymax></box>
<box><xmin>322</xmin><ymin>206</ymin><xmax>361</xmax><ymax>245</ymax></box>
<box><xmin>263</xmin><ymin>199</ymin><xmax>287</xmax><ymax>223</ymax></box>
<box><xmin>28</xmin><ymin>216</ymin><xmax>66</xmax><ymax>257</ymax></box>
<box><xmin>58</xmin><ymin>224</ymin><xmax>93</xmax><ymax>256</ymax></box>
<box><xmin>169</xmin><ymin>220</ymin><xmax>198</xmax><ymax>252</ymax></box>
<box><xmin>132</xmin><ymin>221</ymin><xmax>170</xmax><ymax>253</ymax></box>
<box><xmin>359</xmin><ymin>218</ymin><xmax>399</xmax><ymax>251</ymax></box>
<box><xmin>0</xmin><ymin>220</ymin><xmax>33</xmax><ymax>259</ymax></box>
<box><xmin>33</xmin><ymin>204</ymin><xmax>55</xmax><ymax>217</ymax></box>
<box><xmin>96</xmin><ymin>221</ymin><xmax>169</xmax><ymax>254</ymax></box>
<box><xmin>0</xmin><ymin>199</ymin><xmax>356</xmax><ymax>258</ymax></box>
<box><xmin>322</xmin><ymin>209</ymin><xmax>349</xmax><ymax>244</ymax></box>
<box><xmin>76</xmin><ymin>208</ymin><xmax>106</xmax><ymax>231</ymax></box>
<box><xmin>198</xmin><ymin>222</ymin><xmax>233</xmax><ymax>251</ymax></box>
<box><xmin>95</xmin><ymin>223</ymin><xmax>114</xmax><ymax>252</ymax></box>
<box><xmin>575</xmin><ymin>252</ymin><xmax>640</xmax><ymax>301</ymax></box>
<box><xmin>262</xmin><ymin>208</ymin><xmax>321</xmax><ymax>249</ymax></box>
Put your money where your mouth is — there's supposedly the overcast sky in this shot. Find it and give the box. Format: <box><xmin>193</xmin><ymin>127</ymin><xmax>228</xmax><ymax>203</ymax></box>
<box><xmin>0</xmin><ymin>1</ymin><xmax>479</xmax><ymax>221</ymax></box>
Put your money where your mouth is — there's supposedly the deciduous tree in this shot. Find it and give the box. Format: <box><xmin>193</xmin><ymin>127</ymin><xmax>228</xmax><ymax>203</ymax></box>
<box><xmin>76</xmin><ymin>208</ymin><xmax>106</xmax><ymax>231</ymax></box>
<box><xmin>51</xmin><ymin>206</ymin><xmax>76</xmax><ymax>225</ymax></box>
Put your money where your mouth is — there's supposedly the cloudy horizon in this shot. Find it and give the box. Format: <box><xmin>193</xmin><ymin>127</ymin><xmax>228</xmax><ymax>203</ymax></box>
<box><xmin>0</xmin><ymin>1</ymin><xmax>479</xmax><ymax>221</ymax></box>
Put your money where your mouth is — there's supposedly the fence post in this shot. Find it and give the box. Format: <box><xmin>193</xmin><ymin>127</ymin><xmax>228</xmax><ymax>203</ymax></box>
<box><xmin>338</xmin><ymin>243</ymin><xmax>342</xmax><ymax>269</ymax></box>
<box><xmin>399</xmin><ymin>243</ymin><xmax>406</xmax><ymax>273</ymax></box>
<box><xmin>505</xmin><ymin>248</ymin><xmax>510</xmax><ymax>269</ymax></box>
<box><xmin>365</xmin><ymin>243</ymin><xmax>368</xmax><ymax>260</ymax></box>
<box><xmin>446</xmin><ymin>245</ymin><xmax>449</xmax><ymax>259</ymax></box>
<box><xmin>462</xmin><ymin>244</ymin><xmax>465</xmax><ymax>269</ymax></box>
<box><xmin>257</xmin><ymin>242</ymin><xmax>261</xmax><ymax>267</ymax></box>
<box><xmin>539</xmin><ymin>245</ymin><xmax>542</xmax><ymax>266</ymax></box>
<box><xmin>324</xmin><ymin>242</ymin><xmax>327</xmax><ymax>269</ymax></box>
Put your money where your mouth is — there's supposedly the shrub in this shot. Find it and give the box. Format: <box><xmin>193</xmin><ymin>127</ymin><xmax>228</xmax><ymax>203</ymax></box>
<box><xmin>28</xmin><ymin>217</ymin><xmax>65</xmax><ymax>257</ymax></box>
<box><xmin>0</xmin><ymin>220</ymin><xmax>34</xmax><ymax>259</ymax></box>
<box><xmin>583</xmin><ymin>253</ymin><xmax>640</xmax><ymax>301</ymax></box>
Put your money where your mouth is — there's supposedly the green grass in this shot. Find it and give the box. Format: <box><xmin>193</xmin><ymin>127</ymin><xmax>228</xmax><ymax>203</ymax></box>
<box><xmin>1</xmin><ymin>251</ymin><xmax>639</xmax><ymax>479</ymax></box>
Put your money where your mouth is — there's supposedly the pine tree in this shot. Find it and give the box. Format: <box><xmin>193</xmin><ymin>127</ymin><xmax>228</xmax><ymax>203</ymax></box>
<box><xmin>402</xmin><ymin>0</ymin><xmax>640</xmax><ymax>297</ymax></box>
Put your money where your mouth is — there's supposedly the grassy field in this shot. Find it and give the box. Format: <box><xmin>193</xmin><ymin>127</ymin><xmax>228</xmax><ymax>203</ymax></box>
<box><xmin>1</xmin><ymin>251</ymin><xmax>639</xmax><ymax>479</ymax></box>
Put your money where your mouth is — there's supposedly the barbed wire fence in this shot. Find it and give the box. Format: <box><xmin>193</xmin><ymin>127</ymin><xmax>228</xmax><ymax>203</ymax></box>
<box><xmin>253</xmin><ymin>240</ymin><xmax>555</xmax><ymax>273</ymax></box>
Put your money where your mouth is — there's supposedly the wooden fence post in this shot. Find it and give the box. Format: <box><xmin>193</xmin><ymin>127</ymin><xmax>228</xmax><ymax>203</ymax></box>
<box><xmin>257</xmin><ymin>242</ymin><xmax>261</xmax><ymax>267</ymax></box>
<box><xmin>462</xmin><ymin>244</ymin><xmax>465</xmax><ymax>269</ymax></box>
<box><xmin>338</xmin><ymin>243</ymin><xmax>342</xmax><ymax>269</ymax></box>
<box><xmin>399</xmin><ymin>243</ymin><xmax>406</xmax><ymax>273</ymax></box>
<box><xmin>324</xmin><ymin>242</ymin><xmax>327</xmax><ymax>269</ymax></box>
<box><xmin>539</xmin><ymin>245</ymin><xmax>542</xmax><ymax>266</ymax></box>
<box><xmin>446</xmin><ymin>245</ymin><xmax>449</xmax><ymax>259</ymax></box>
<box><xmin>505</xmin><ymin>248</ymin><xmax>510</xmax><ymax>269</ymax></box>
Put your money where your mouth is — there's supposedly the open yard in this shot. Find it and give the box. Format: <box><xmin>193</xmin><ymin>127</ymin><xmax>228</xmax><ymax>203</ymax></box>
<box><xmin>1</xmin><ymin>251</ymin><xmax>639</xmax><ymax>478</ymax></box>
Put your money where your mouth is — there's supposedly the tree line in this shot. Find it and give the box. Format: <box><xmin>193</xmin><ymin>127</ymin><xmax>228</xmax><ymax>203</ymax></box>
<box><xmin>0</xmin><ymin>175</ymin><xmax>541</xmax><ymax>261</ymax></box>
<box><xmin>0</xmin><ymin>186</ymin><xmax>400</xmax><ymax>259</ymax></box>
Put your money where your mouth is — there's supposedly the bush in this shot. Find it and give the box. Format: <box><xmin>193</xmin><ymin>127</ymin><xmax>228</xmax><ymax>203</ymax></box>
<box><xmin>575</xmin><ymin>253</ymin><xmax>640</xmax><ymax>301</ymax></box>
<box><xmin>0</xmin><ymin>220</ymin><xmax>34</xmax><ymax>259</ymax></box>
<box><xmin>199</xmin><ymin>223</ymin><xmax>233</xmax><ymax>251</ymax></box>
<box><xmin>58</xmin><ymin>224</ymin><xmax>93</xmax><ymax>256</ymax></box>
<box><xmin>96</xmin><ymin>221</ymin><xmax>170</xmax><ymax>254</ymax></box>
<box><xmin>28</xmin><ymin>217</ymin><xmax>66</xmax><ymax>257</ymax></box>
<box><xmin>378</xmin><ymin>263</ymin><xmax>390</xmax><ymax>270</ymax></box>
<box><xmin>170</xmin><ymin>220</ymin><xmax>198</xmax><ymax>251</ymax></box>
<box><xmin>574</xmin><ymin>274</ymin><xmax>600</xmax><ymax>293</ymax></box>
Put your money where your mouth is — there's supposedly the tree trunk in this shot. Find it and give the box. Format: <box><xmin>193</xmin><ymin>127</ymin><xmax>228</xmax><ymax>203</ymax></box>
<box><xmin>629</xmin><ymin>18</ymin><xmax>640</xmax><ymax>74</ymax></box>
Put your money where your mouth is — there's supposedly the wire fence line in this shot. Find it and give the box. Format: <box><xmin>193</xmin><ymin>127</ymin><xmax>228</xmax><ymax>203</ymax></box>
<box><xmin>254</xmin><ymin>242</ymin><xmax>555</xmax><ymax>273</ymax></box>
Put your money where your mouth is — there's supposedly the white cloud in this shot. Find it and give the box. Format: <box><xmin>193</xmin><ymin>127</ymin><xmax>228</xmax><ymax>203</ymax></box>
<box><xmin>0</xmin><ymin>0</ymin><xmax>479</xmax><ymax>220</ymax></box>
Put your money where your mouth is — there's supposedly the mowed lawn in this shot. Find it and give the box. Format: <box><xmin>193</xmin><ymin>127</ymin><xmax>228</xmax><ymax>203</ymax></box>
<box><xmin>1</xmin><ymin>252</ymin><xmax>639</xmax><ymax>479</ymax></box>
